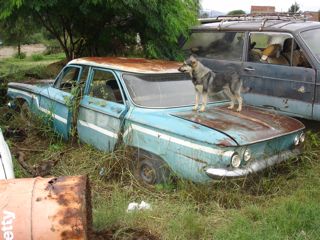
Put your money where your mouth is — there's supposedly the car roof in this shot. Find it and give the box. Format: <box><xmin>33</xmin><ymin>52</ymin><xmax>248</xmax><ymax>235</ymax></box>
<box><xmin>192</xmin><ymin>20</ymin><xmax>320</xmax><ymax>33</ymax></box>
<box><xmin>69</xmin><ymin>57</ymin><xmax>182</xmax><ymax>74</ymax></box>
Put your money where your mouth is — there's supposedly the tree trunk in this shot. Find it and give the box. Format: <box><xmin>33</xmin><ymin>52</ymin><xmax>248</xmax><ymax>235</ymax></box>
<box><xmin>17</xmin><ymin>43</ymin><xmax>21</xmax><ymax>56</ymax></box>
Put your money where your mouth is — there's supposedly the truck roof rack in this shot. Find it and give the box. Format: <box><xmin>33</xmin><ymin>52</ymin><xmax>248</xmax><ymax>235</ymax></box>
<box><xmin>198</xmin><ymin>12</ymin><xmax>306</xmax><ymax>25</ymax></box>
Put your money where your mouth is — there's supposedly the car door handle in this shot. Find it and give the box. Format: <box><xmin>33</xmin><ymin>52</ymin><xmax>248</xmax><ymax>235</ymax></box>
<box><xmin>244</xmin><ymin>67</ymin><xmax>255</xmax><ymax>71</ymax></box>
<box><xmin>262</xmin><ymin>105</ymin><xmax>280</xmax><ymax>111</ymax></box>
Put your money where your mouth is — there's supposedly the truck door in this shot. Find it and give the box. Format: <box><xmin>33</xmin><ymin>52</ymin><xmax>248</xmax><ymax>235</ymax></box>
<box><xmin>243</xmin><ymin>32</ymin><xmax>315</xmax><ymax>119</ymax></box>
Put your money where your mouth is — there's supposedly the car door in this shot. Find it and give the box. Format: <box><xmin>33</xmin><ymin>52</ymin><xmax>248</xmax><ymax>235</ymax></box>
<box><xmin>39</xmin><ymin>65</ymin><xmax>88</xmax><ymax>139</ymax></box>
<box><xmin>77</xmin><ymin>67</ymin><xmax>127</xmax><ymax>152</ymax></box>
<box><xmin>242</xmin><ymin>31</ymin><xmax>315</xmax><ymax>119</ymax></box>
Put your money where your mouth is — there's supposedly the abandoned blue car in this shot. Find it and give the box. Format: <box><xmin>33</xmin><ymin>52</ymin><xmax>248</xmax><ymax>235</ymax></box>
<box><xmin>7</xmin><ymin>57</ymin><xmax>305</xmax><ymax>184</ymax></box>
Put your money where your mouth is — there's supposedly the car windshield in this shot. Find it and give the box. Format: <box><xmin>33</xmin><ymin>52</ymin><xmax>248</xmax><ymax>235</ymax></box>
<box><xmin>301</xmin><ymin>28</ymin><xmax>320</xmax><ymax>63</ymax></box>
<box><xmin>122</xmin><ymin>73</ymin><xmax>227</xmax><ymax>108</ymax></box>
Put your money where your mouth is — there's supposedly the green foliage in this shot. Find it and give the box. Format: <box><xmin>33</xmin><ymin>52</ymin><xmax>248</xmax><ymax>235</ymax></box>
<box><xmin>288</xmin><ymin>2</ymin><xmax>300</xmax><ymax>13</ymax></box>
<box><xmin>227</xmin><ymin>9</ymin><xmax>246</xmax><ymax>15</ymax></box>
<box><xmin>13</xmin><ymin>52</ymin><xmax>26</xmax><ymax>59</ymax></box>
<box><xmin>0</xmin><ymin>0</ymin><xmax>199</xmax><ymax>60</ymax></box>
<box><xmin>0</xmin><ymin>53</ymin><xmax>64</xmax><ymax>82</ymax></box>
<box><xmin>43</xmin><ymin>39</ymin><xmax>62</xmax><ymax>55</ymax></box>
<box><xmin>0</xmin><ymin>13</ymin><xmax>38</xmax><ymax>56</ymax></box>
<box><xmin>31</xmin><ymin>53</ymin><xmax>44</xmax><ymax>61</ymax></box>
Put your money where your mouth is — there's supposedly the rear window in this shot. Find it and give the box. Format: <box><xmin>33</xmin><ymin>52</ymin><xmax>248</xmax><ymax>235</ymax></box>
<box><xmin>122</xmin><ymin>73</ymin><xmax>227</xmax><ymax>108</ymax></box>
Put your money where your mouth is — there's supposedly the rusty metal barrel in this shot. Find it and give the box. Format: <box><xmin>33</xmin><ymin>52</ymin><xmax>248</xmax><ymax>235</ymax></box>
<box><xmin>0</xmin><ymin>175</ymin><xmax>91</xmax><ymax>240</ymax></box>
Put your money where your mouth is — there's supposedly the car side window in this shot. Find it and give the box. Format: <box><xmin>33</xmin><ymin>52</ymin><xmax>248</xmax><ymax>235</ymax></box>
<box><xmin>88</xmin><ymin>69</ymin><xmax>123</xmax><ymax>104</ymax></box>
<box><xmin>248</xmin><ymin>32</ymin><xmax>312</xmax><ymax>68</ymax></box>
<box><xmin>79</xmin><ymin>66</ymin><xmax>89</xmax><ymax>84</ymax></box>
<box><xmin>183</xmin><ymin>31</ymin><xmax>244</xmax><ymax>61</ymax></box>
<box><xmin>54</xmin><ymin>66</ymin><xmax>81</xmax><ymax>92</ymax></box>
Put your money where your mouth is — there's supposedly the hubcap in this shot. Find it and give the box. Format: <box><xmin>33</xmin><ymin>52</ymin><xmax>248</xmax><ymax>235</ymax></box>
<box><xmin>140</xmin><ymin>164</ymin><xmax>156</xmax><ymax>183</ymax></box>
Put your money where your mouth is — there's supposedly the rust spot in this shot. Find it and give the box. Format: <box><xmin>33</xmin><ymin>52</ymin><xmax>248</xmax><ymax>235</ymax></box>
<box><xmin>58</xmin><ymin>208</ymin><xmax>82</xmax><ymax>225</ymax></box>
<box><xmin>36</xmin><ymin>197</ymin><xmax>42</xmax><ymax>202</ymax></box>
<box><xmin>72</xmin><ymin>57</ymin><xmax>182</xmax><ymax>73</ymax></box>
<box><xmin>217</xmin><ymin>138</ymin><xmax>235</xmax><ymax>147</ymax></box>
<box><xmin>61</xmin><ymin>227</ymin><xmax>83</xmax><ymax>240</ymax></box>
<box><xmin>57</xmin><ymin>194</ymin><xmax>70</xmax><ymax>206</ymax></box>
<box><xmin>45</xmin><ymin>176</ymin><xmax>91</xmax><ymax>239</ymax></box>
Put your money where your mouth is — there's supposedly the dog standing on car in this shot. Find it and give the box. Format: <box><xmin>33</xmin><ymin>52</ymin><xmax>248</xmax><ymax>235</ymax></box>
<box><xmin>178</xmin><ymin>56</ymin><xmax>243</xmax><ymax>112</ymax></box>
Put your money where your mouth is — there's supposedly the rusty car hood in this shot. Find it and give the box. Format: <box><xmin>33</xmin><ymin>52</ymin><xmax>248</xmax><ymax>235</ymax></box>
<box><xmin>172</xmin><ymin>105</ymin><xmax>305</xmax><ymax>146</ymax></box>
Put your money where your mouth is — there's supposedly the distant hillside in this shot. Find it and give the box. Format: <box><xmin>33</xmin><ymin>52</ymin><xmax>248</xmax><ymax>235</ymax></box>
<box><xmin>200</xmin><ymin>9</ymin><xmax>225</xmax><ymax>18</ymax></box>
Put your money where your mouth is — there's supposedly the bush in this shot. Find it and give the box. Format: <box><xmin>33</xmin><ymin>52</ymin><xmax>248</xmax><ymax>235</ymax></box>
<box><xmin>31</xmin><ymin>54</ymin><xmax>44</xmax><ymax>61</ymax></box>
<box><xmin>27</xmin><ymin>32</ymin><xmax>46</xmax><ymax>44</ymax></box>
<box><xmin>44</xmin><ymin>40</ymin><xmax>62</xmax><ymax>55</ymax></box>
<box><xmin>13</xmin><ymin>52</ymin><xmax>26</xmax><ymax>59</ymax></box>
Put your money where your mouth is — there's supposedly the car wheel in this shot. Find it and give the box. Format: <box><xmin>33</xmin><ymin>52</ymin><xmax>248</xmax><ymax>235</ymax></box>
<box><xmin>133</xmin><ymin>150</ymin><xmax>170</xmax><ymax>185</ymax></box>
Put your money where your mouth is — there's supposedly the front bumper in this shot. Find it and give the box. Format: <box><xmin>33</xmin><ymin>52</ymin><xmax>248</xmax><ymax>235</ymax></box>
<box><xmin>205</xmin><ymin>149</ymin><xmax>300</xmax><ymax>179</ymax></box>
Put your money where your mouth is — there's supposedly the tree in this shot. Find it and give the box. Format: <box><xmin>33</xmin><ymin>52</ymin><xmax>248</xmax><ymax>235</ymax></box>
<box><xmin>288</xmin><ymin>2</ymin><xmax>300</xmax><ymax>13</ymax></box>
<box><xmin>200</xmin><ymin>12</ymin><xmax>209</xmax><ymax>18</ymax></box>
<box><xmin>0</xmin><ymin>13</ymin><xmax>35</xmax><ymax>57</ymax></box>
<box><xmin>0</xmin><ymin>0</ymin><xmax>199</xmax><ymax>60</ymax></box>
<box><xmin>227</xmin><ymin>10</ymin><xmax>246</xmax><ymax>16</ymax></box>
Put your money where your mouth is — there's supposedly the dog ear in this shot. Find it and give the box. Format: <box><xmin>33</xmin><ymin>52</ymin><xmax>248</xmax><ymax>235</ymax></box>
<box><xmin>190</xmin><ymin>55</ymin><xmax>197</xmax><ymax>64</ymax></box>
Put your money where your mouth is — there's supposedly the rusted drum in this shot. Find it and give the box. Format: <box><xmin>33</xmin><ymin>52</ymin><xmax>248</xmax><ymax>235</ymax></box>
<box><xmin>0</xmin><ymin>175</ymin><xmax>91</xmax><ymax>240</ymax></box>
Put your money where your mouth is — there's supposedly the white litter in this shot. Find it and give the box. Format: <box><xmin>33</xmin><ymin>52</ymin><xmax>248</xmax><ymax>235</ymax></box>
<box><xmin>127</xmin><ymin>201</ymin><xmax>151</xmax><ymax>212</ymax></box>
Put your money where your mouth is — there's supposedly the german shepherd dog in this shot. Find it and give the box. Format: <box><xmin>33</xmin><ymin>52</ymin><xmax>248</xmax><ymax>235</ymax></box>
<box><xmin>178</xmin><ymin>56</ymin><xmax>243</xmax><ymax>112</ymax></box>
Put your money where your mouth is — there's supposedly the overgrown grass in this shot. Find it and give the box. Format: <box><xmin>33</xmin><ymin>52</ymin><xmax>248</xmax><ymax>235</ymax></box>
<box><xmin>0</xmin><ymin>53</ymin><xmax>65</xmax><ymax>82</ymax></box>
<box><xmin>31</xmin><ymin>53</ymin><xmax>44</xmax><ymax>61</ymax></box>
<box><xmin>1</xmin><ymin>104</ymin><xmax>319</xmax><ymax>239</ymax></box>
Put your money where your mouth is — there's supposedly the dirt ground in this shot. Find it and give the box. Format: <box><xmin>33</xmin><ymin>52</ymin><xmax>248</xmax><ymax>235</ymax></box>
<box><xmin>0</xmin><ymin>44</ymin><xmax>46</xmax><ymax>59</ymax></box>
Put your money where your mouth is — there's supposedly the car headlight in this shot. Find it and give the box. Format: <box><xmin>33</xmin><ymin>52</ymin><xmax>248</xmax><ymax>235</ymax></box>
<box><xmin>299</xmin><ymin>132</ymin><xmax>305</xmax><ymax>143</ymax></box>
<box><xmin>294</xmin><ymin>135</ymin><xmax>300</xmax><ymax>146</ymax></box>
<box><xmin>231</xmin><ymin>153</ymin><xmax>241</xmax><ymax>168</ymax></box>
<box><xmin>243</xmin><ymin>149</ymin><xmax>251</xmax><ymax>162</ymax></box>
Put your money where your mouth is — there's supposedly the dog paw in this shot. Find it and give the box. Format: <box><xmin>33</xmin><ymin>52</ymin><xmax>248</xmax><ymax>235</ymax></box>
<box><xmin>227</xmin><ymin>105</ymin><xmax>234</xmax><ymax>109</ymax></box>
<box><xmin>236</xmin><ymin>105</ymin><xmax>242</xmax><ymax>112</ymax></box>
<box><xmin>199</xmin><ymin>107</ymin><xmax>206</xmax><ymax>112</ymax></box>
<box><xmin>192</xmin><ymin>107</ymin><xmax>198</xmax><ymax>111</ymax></box>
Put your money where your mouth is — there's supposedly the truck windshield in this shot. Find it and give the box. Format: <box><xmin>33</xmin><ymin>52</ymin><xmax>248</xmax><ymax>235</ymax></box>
<box><xmin>182</xmin><ymin>31</ymin><xmax>244</xmax><ymax>61</ymax></box>
<box><xmin>122</xmin><ymin>73</ymin><xmax>227</xmax><ymax>108</ymax></box>
<box><xmin>301</xmin><ymin>28</ymin><xmax>320</xmax><ymax>63</ymax></box>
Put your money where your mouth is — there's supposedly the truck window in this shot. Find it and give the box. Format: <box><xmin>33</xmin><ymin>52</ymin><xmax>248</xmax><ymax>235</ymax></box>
<box><xmin>248</xmin><ymin>32</ymin><xmax>311</xmax><ymax>68</ymax></box>
<box><xmin>183</xmin><ymin>31</ymin><xmax>244</xmax><ymax>61</ymax></box>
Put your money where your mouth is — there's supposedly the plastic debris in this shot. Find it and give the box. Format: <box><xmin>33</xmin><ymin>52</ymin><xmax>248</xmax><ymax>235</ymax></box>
<box><xmin>99</xmin><ymin>167</ymin><xmax>105</xmax><ymax>176</ymax></box>
<box><xmin>139</xmin><ymin>201</ymin><xmax>151</xmax><ymax>210</ymax></box>
<box><xmin>127</xmin><ymin>201</ymin><xmax>151</xmax><ymax>212</ymax></box>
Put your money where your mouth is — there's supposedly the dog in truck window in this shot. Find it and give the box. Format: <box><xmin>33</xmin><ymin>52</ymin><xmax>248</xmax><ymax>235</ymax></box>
<box><xmin>178</xmin><ymin>55</ymin><xmax>243</xmax><ymax>112</ymax></box>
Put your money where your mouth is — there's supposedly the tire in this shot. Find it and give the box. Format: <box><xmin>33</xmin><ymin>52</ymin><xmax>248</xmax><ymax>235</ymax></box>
<box><xmin>133</xmin><ymin>150</ymin><xmax>170</xmax><ymax>185</ymax></box>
